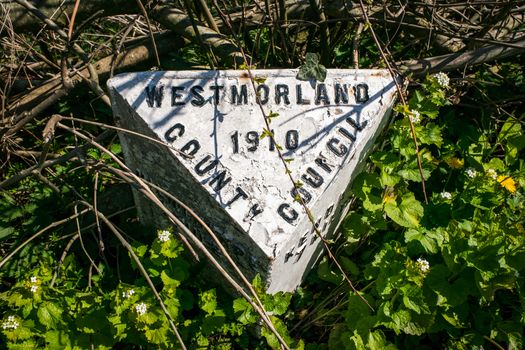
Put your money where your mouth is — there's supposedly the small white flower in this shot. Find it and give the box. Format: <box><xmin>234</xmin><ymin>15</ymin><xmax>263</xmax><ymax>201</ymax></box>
<box><xmin>417</xmin><ymin>258</ymin><xmax>430</xmax><ymax>272</ymax></box>
<box><xmin>30</xmin><ymin>276</ymin><xmax>38</xmax><ymax>284</ymax></box>
<box><xmin>466</xmin><ymin>168</ymin><xmax>477</xmax><ymax>178</ymax></box>
<box><xmin>135</xmin><ymin>302</ymin><xmax>147</xmax><ymax>316</ymax></box>
<box><xmin>30</xmin><ymin>285</ymin><xmax>38</xmax><ymax>293</ymax></box>
<box><xmin>434</xmin><ymin>72</ymin><xmax>450</xmax><ymax>88</ymax></box>
<box><xmin>122</xmin><ymin>289</ymin><xmax>135</xmax><ymax>299</ymax></box>
<box><xmin>440</xmin><ymin>191</ymin><xmax>452</xmax><ymax>200</ymax></box>
<box><xmin>409</xmin><ymin>110</ymin><xmax>421</xmax><ymax>123</ymax></box>
<box><xmin>2</xmin><ymin>316</ymin><xmax>19</xmax><ymax>330</ymax></box>
<box><xmin>158</xmin><ymin>230</ymin><xmax>171</xmax><ymax>242</ymax></box>
<box><xmin>486</xmin><ymin>168</ymin><xmax>498</xmax><ymax>180</ymax></box>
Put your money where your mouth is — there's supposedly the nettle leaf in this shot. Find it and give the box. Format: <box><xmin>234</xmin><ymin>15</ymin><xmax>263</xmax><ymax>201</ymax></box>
<box><xmin>37</xmin><ymin>301</ymin><xmax>63</xmax><ymax>329</ymax></box>
<box><xmin>384</xmin><ymin>192</ymin><xmax>424</xmax><ymax>228</ymax></box>
<box><xmin>296</xmin><ymin>53</ymin><xmax>327</xmax><ymax>82</ymax></box>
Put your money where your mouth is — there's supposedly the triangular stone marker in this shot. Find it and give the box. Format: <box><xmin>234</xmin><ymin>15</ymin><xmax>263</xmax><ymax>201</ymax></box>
<box><xmin>108</xmin><ymin>69</ymin><xmax>397</xmax><ymax>292</ymax></box>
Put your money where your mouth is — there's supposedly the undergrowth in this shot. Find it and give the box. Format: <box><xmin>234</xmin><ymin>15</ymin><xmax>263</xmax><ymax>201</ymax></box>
<box><xmin>1</xmin><ymin>60</ymin><xmax>524</xmax><ymax>349</ymax></box>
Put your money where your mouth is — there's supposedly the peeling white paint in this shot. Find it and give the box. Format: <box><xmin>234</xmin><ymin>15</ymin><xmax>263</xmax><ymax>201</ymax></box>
<box><xmin>108</xmin><ymin>69</ymin><xmax>397</xmax><ymax>292</ymax></box>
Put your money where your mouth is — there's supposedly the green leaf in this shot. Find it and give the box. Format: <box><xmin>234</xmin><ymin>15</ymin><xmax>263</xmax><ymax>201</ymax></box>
<box><xmin>145</xmin><ymin>327</ymin><xmax>168</xmax><ymax>345</ymax></box>
<box><xmin>37</xmin><ymin>301</ymin><xmax>63</xmax><ymax>329</ymax></box>
<box><xmin>199</xmin><ymin>289</ymin><xmax>217</xmax><ymax>315</ymax></box>
<box><xmin>44</xmin><ymin>330</ymin><xmax>71</xmax><ymax>349</ymax></box>
<box><xmin>161</xmin><ymin>269</ymin><xmax>181</xmax><ymax>289</ymax></box>
<box><xmin>384</xmin><ymin>192</ymin><xmax>424</xmax><ymax>228</ymax></box>
<box><xmin>405</xmin><ymin>229</ymin><xmax>439</xmax><ymax>254</ymax></box>
<box><xmin>296</xmin><ymin>53</ymin><xmax>327</xmax><ymax>82</ymax></box>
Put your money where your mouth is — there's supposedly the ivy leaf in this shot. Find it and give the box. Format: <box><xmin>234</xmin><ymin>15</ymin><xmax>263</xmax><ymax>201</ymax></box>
<box><xmin>384</xmin><ymin>193</ymin><xmax>424</xmax><ymax>228</ymax></box>
<box><xmin>296</xmin><ymin>53</ymin><xmax>327</xmax><ymax>82</ymax></box>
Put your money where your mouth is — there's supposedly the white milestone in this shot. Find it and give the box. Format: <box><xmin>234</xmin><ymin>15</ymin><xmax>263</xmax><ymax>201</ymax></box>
<box><xmin>108</xmin><ymin>69</ymin><xmax>397</xmax><ymax>293</ymax></box>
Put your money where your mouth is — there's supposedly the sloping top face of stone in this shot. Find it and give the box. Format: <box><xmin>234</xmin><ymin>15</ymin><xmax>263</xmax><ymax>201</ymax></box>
<box><xmin>108</xmin><ymin>70</ymin><xmax>397</xmax><ymax>258</ymax></box>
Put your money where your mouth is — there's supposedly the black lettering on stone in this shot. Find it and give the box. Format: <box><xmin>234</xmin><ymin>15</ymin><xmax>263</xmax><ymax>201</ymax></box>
<box><xmin>355</xmin><ymin>83</ymin><xmax>369</xmax><ymax>103</ymax></box>
<box><xmin>325</xmin><ymin>203</ymin><xmax>334</xmax><ymax>218</ymax></box>
<box><xmin>302</xmin><ymin>167</ymin><xmax>324</xmax><ymax>188</ymax></box>
<box><xmin>195</xmin><ymin>155</ymin><xmax>219</xmax><ymax>175</ymax></box>
<box><xmin>210</xmin><ymin>85</ymin><xmax>224</xmax><ymax>104</ymax></box>
<box><xmin>180</xmin><ymin>139</ymin><xmax>200</xmax><ymax>157</ymax></box>
<box><xmin>296</xmin><ymin>84</ymin><xmax>310</xmax><ymax>105</ymax></box>
<box><xmin>256</xmin><ymin>84</ymin><xmax>270</xmax><ymax>105</ymax></box>
<box><xmin>291</xmin><ymin>187</ymin><xmax>312</xmax><ymax>204</ymax></box>
<box><xmin>278</xmin><ymin>203</ymin><xmax>298</xmax><ymax>224</ymax></box>
<box><xmin>285</xmin><ymin>130</ymin><xmax>299</xmax><ymax>150</ymax></box>
<box><xmin>190</xmin><ymin>85</ymin><xmax>206</xmax><ymax>106</ymax></box>
<box><xmin>165</xmin><ymin>123</ymin><xmax>185</xmax><ymax>142</ymax></box>
<box><xmin>209</xmin><ymin>170</ymin><xmax>231</xmax><ymax>192</ymax></box>
<box><xmin>315</xmin><ymin>156</ymin><xmax>333</xmax><ymax>173</ymax></box>
<box><xmin>145</xmin><ymin>85</ymin><xmax>164</xmax><ymax>108</ymax></box>
<box><xmin>346</xmin><ymin>117</ymin><xmax>367</xmax><ymax>131</ymax></box>
<box><xmin>294</xmin><ymin>247</ymin><xmax>306</xmax><ymax>263</ymax></box>
<box><xmin>231</xmin><ymin>85</ymin><xmax>248</xmax><ymax>105</ymax></box>
<box><xmin>284</xmin><ymin>249</ymin><xmax>294</xmax><ymax>263</ymax></box>
<box><xmin>171</xmin><ymin>86</ymin><xmax>185</xmax><ymax>106</ymax></box>
<box><xmin>335</xmin><ymin>83</ymin><xmax>349</xmax><ymax>104</ymax></box>
<box><xmin>298</xmin><ymin>233</ymin><xmax>308</xmax><ymax>247</ymax></box>
<box><xmin>248</xmin><ymin>204</ymin><xmax>264</xmax><ymax>219</ymax></box>
<box><xmin>338</xmin><ymin>126</ymin><xmax>356</xmax><ymax>142</ymax></box>
<box><xmin>315</xmin><ymin>83</ymin><xmax>330</xmax><ymax>105</ymax></box>
<box><xmin>226</xmin><ymin>187</ymin><xmax>248</xmax><ymax>206</ymax></box>
<box><xmin>275</xmin><ymin>84</ymin><xmax>290</xmax><ymax>105</ymax></box>
<box><xmin>246</xmin><ymin>131</ymin><xmax>259</xmax><ymax>152</ymax></box>
<box><xmin>327</xmin><ymin>138</ymin><xmax>348</xmax><ymax>157</ymax></box>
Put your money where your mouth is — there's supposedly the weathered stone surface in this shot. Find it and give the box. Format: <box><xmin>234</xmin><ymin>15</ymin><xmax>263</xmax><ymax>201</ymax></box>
<box><xmin>108</xmin><ymin>69</ymin><xmax>397</xmax><ymax>292</ymax></box>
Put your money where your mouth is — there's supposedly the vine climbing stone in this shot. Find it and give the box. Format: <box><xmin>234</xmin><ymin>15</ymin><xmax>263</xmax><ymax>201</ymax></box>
<box><xmin>108</xmin><ymin>69</ymin><xmax>398</xmax><ymax>292</ymax></box>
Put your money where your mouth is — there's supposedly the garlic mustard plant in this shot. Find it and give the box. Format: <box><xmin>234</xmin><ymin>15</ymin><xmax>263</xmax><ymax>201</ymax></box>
<box><xmin>158</xmin><ymin>230</ymin><xmax>171</xmax><ymax>242</ymax></box>
<box><xmin>135</xmin><ymin>302</ymin><xmax>147</xmax><ymax>316</ymax></box>
<box><xmin>416</xmin><ymin>258</ymin><xmax>430</xmax><ymax>272</ymax></box>
<box><xmin>2</xmin><ymin>316</ymin><xmax>19</xmax><ymax>330</ymax></box>
<box><xmin>433</xmin><ymin>72</ymin><xmax>450</xmax><ymax>88</ymax></box>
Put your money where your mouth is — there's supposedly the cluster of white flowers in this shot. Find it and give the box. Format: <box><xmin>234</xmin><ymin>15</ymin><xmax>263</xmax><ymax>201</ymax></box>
<box><xmin>158</xmin><ymin>230</ymin><xmax>171</xmax><ymax>242</ymax></box>
<box><xmin>28</xmin><ymin>276</ymin><xmax>39</xmax><ymax>293</ymax></box>
<box><xmin>409</xmin><ymin>110</ymin><xmax>421</xmax><ymax>123</ymax></box>
<box><xmin>135</xmin><ymin>302</ymin><xmax>147</xmax><ymax>316</ymax></box>
<box><xmin>122</xmin><ymin>289</ymin><xmax>135</xmax><ymax>299</ymax></box>
<box><xmin>440</xmin><ymin>191</ymin><xmax>452</xmax><ymax>200</ymax></box>
<box><xmin>417</xmin><ymin>258</ymin><xmax>430</xmax><ymax>272</ymax></box>
<box><xmin>466</xmin><ymin>168</ymin><xmax>477</xmax><ymax>178</ymax></box>
<box><xmin>2</xmin><ymin>316</ymin><xmax>19</xmax><ymax>330</ymax></box>
<box><xmin>434</xmin><ymin>72</ymin><xmax>450</xmax><ymax>88</ymax></box>
<box><xmin>486</xmin><ymin>168</ymin><xmax>498</xmax><ymax>180</ymax></box>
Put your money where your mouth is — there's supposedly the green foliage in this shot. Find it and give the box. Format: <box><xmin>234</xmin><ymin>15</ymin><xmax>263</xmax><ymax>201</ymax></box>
<box><xmin>296</xmin><ymin>53</ymin><xmax>327</xmax><ymax>82</ymax></box>
<box><xmin>327</xmin><ymin>72</ymin><xmax>525</xmax><ymax>349</ymax></box>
